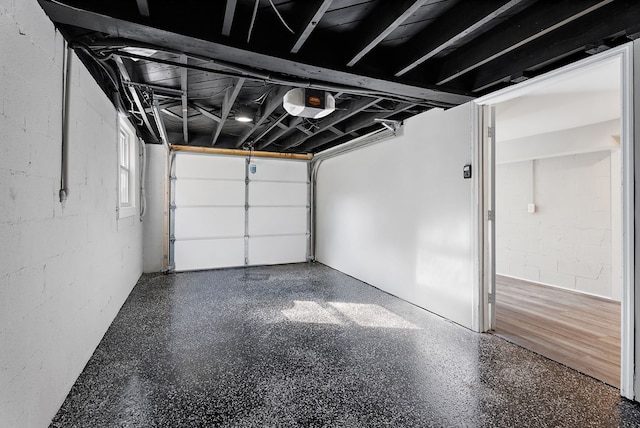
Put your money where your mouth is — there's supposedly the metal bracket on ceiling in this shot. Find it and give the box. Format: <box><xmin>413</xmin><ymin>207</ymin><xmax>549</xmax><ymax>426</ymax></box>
<box><xmin>374</xmin><ymin>118</ymin><xmax>402</xmax><ymax>132</ymax></box>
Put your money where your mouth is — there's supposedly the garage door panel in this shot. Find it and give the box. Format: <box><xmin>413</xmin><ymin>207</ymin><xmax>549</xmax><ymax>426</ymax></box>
<box><xmin>175</xmin><ymin>179</ymin><xmax>245</xmax><ymax>206</ymax></box>
<box><xmin>172</xmin><ymin>152</ymin><xmax>309</xmax><ymax>271</ymax></box>
<box><xmin>174</xmin><ymin>239</ymin><xmax>245</xmax><ymax>271</ymax></box>
<box><xmin>249</xmin><ymin>158</ymin><xmax>308</xmax><ymax>181</ymax></box>
<box><xmin>175</xmin><ymin>153</ymin><xmax>245</xmax><ymax>180</ymax></box>
<box><xmin>248</xmin><ymin>235</ymin><xmax>307</xmax><ymax>266</ymax></box>
<box><xmin>249</xmin><ymin>181</ymin><xmax>307</xmax><ymax>206</ymax></box>
<box><xmin>174</xmin><ymin>207</ymin><xmax>245</xmax><ymax>239</ymax></box>
<box><xmin>249</xmin><ymin>207</ymin><xmax>308</xmax><ymax>235</ymax></box>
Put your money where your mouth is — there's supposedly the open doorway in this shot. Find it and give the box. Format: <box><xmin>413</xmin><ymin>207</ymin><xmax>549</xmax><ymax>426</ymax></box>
<box><xmin>476</xmin><ymin>45</ymin><xmax>635</xmax><ymax>395</ymax></box>
<box><xmin>494</xmin><ymin>58</ymin><xmax>622</xmax><ymax>387</ymax></box>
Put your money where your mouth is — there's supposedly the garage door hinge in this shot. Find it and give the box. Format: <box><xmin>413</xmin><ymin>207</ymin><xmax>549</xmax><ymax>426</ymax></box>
<box><xmin>487</xmin><ymin>126</ymin><xmax>494</xmax><ymax>139</ymax></box>
<box><xmin>488</xmin><ymin>293</ymin><xmax>496</xmax><ymax>304</ymax></box>
<box><xmin>170</xmin><ymin>203</ymin><xmax>177</xmax><ymax>211</ymax></box>
<box><xmin>487</xmin><ymin>210</ymin><xmax>494</xmax><ymax>221</ymax></box>
<box><xmin>170</xmin><ymin>175</ymin><xmax>176</xmax><ymax>181</ymax></box>
<box><xmin>245</xmin><ymin>204</ymin><xmax>249</xmax><ymax>211</ymax></box>
<box><xmin>169</xmin><ymin>235</ymin><xmax>176</xmax><ymax>243</ymax></box>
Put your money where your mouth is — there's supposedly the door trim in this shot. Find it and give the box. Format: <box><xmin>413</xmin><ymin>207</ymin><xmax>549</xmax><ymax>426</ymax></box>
<box><xmin>474</xmin><ymin>44</ymin><xmax>635</xmax><ymax>399</ymax></box>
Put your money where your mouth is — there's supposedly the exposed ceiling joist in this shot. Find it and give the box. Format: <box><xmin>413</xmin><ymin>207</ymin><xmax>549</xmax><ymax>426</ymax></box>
<box><xmin>222</xmin><ymin>0</ymin><xmax>237</xmax><ymax>37</ymax></box>
<box><xmin>126</xmin><ymin>81</ymin><xmax>184</xmax><ymax>97</ymax></box>
<box><xmin>113</xmin><ymin>56</ymin><xmax>156</xmax><ymax>139</ymax></box>
<box><xmin>151</xmin><ymin>99</ymin><xmax>170</xmax><ymax>145</ymax></box>
<box><xmin>342</xmin><ymin>103</ymin><xmax>415</xmax><ymax>135</ymax></box>
<box><xmin>300</xmin><ymin>102</ymin><xmax>415</xmax><ymax>152</ymax></box>
<box><xmin>468</xmin><ymin>0</ymin><xmax>640</xmax><ymax>92</ymax></box>
<box><xmin>235</xmin><ymin>86</ymin><xmax>290</xmax><ymax>148</ymax></box>
<box><xmin>37</xmin><ymin>0</ymin><xmax>472</xmax><ymax>106</ymax></box>
<box><xmin>135</xmin><ymin>0</ymin><xmax>150</xmax><ymax>17</ymax></box>
<box><xmin>435</xmin><ymin>0</ymin><xmax>615</xmax><ymax>85</ymax></box>
<box><xmin>211</xmin><ymin>78</ymin><xmax>245</xmax><ymax>146</ymax></box>
<box><xmin>395</xmin><ymin>0</ymin><xmax>528</xmax><ymax>77</ymax></box>
<box><xmin>347</xmin><ymin>0</ymin><xmax>428</xmax><ymax>67</ymax></box>
<box><xmin>154</xmin><ymin>100</ymin><xmax>182</xmax><ymax>110</ymax></box>
<box><xmin>291</xmin><ymin>0</ymin><xmax>335</xmax><ymax>54</ymax></box>
<box><xmin>39</xmin><ymin>0</ymin><xmax>638</xmax><ymax>155</ymax></box>
<box><xmin>280</xmin><ymin>97</ymin><xmax>383</xmax><ymax>151</ymax></box>
<box><xmin>296</xmin><ymin>125</ymin><xmax>314</xmax><ymax>136</ymax></box>
<box><xmin>189</xmin><ymin>102</ymin><xmax>221</xmax><ymax>123</ymax></box>
<box><xmin>253</xmin><ymin>113</ymin><xmax>289</xmax><ymax>147</ymax></box>
<box><xmin>161</xmin><ymin>107</ymin><xmax>182</xmax><ymax>120</ymax></box>
<box><xmin>257</xmin><ymin>116</ymin><xmax>304</xmax><ymax>150</ymax></box>
<box><xmin>180</xmin><ymin>54</ymin><xmax>189</xmax><ymax>144</ymax></box>
<box><xmin>328</xmin><ymin>126</ymin><xmax>345</xmax><ymax>136</ymax></box>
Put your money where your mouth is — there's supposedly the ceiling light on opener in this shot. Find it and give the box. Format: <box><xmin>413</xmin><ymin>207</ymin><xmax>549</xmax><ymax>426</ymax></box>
<box><xmin>234</xmin><ymin>105</ymin><xmax>254</xmax><ymax>122</ymax></box>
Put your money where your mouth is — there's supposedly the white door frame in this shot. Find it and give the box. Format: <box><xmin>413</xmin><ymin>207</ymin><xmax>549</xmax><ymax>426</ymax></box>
<box><xmin>473</xmin><ymin>44</ymin><xmax>635</xmax><ymax>399</ymax></box>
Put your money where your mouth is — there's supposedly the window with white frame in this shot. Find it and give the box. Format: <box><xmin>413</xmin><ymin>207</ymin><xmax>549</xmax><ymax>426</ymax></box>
<box><xmin>118</xmin><ymin>116</ymin><xmax>137</xmax><ymax>218</ymax></box>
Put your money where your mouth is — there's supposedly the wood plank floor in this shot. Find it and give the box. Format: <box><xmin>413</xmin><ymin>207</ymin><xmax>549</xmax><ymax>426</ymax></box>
<box><xmin>494</xmin><ymin>275</ymin><xmax>621</xmax><ymax>387</ymax></box>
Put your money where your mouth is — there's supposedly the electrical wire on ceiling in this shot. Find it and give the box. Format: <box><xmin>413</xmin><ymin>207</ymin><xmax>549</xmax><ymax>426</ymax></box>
<box><xmin>267</xmin><ymin>0</ymin><xmax>294</xmax><ymax>34</ymax></box>
<box><xmin>49</xmin><ymin>0</ymin><xmax>466</xmax><ymax>113</ymax></box>
<box><xmin>84</xmin><ymin>43</ymin><xmax>444</xmax><ymax>107</ymax></box>
<box><xmin>302</xmin><ymin>118</ymin><xmax>320</xmax><ymax>131</ymax></box>
<box><xmin>252</xmin><ymin>90</ymin><xmax>271</xmax><ymax>105</ymax></box>
<box><xmin>72</xmin><ymin>43</ymin><xmax>140</xmax><ymax>119</ymax></box>
<box><xmin>247</xmin><ymin>0</ymin><xmax>295</xmax><ymax>43</ymax></box>
<box><xmin>70</xmin><ymin>40</ymin><xmax>440</xmax><ymax>150</ymax></box>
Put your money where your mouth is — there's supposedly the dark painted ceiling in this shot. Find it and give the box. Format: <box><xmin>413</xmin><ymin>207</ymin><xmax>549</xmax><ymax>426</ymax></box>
<box><xmin>38</xmin><ymin>0</ymin><xmax>640</xmax><ymax>154</ymax></box>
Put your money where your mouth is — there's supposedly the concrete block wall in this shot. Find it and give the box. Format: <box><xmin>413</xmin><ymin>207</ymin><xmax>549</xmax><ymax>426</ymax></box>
<box><xmin>0</xmin><ymin>2</ymin><xmax>143</xmax><ymax>427</ymax></box>
<box><xmin>496</xmin><ymin>149</ymin><xmax>621</xmax><ymax>299</ymax></box>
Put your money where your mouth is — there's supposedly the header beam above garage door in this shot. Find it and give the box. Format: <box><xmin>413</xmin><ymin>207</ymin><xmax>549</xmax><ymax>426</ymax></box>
<box><xmin>171</xmin><ymin>145</ymin><xmax>313</xmax><ymax>161</ymax></box>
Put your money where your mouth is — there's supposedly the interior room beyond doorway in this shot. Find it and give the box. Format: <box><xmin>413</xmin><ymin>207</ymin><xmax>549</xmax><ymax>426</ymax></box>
<box><xmin>492</xmin><ymin>57</ymin><xmax>622</xmax><ymax>387</ymax></box>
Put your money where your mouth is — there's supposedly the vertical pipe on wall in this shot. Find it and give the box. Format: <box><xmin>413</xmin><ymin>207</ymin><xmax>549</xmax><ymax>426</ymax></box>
<box><xmin>59</xmin><ymin>41</ymin><xmax>73</xmax><ymax>204</ymax></box>
<box><xmin>139</xmin><ymin>138</ymin><xmax>147</xmax><ymax>220</ymax></box>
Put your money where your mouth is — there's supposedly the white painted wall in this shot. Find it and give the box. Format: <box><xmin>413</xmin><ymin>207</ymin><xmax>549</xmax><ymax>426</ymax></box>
<box><xmin>496</xmin><ymin>119</ymin><xmax>620</xmax><ymax>164</ymax></box>
<box><xmin>497</xmin><ymin>90</ymin><xmax>620</xmax><ymax>141</ymax></box>
<box><xmin>496</xmin><ymin>149</ymin><xmax>621</xmax><ymax>299</ymax></box>
<box><xmin>316</xmin><ymin>104</ymin><xmax>475</xmax><ymax>329</ymax></box>
<box><xmin>143</xmin><ymin>144</ymin><xmax>167</xmax><ymax>273</ymax></box>
<box><xmin>0</xmin><ymin>3</ymin><xmax>143</xmax><ymax>427</ymax></box>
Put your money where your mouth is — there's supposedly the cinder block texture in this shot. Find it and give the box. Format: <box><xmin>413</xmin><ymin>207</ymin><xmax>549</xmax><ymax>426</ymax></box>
<box><xmin>0</xmin><ymin>3</ymin><xmax>143</xmax><ymax>427</ymax></box>
<box><xmin>496</xmin><ymin>149</ymin><xmax>618</xmax><ymax>299</ymax></box>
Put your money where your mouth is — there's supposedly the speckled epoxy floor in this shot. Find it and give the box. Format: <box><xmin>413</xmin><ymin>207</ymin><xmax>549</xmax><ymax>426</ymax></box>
<box><xmin>50</xmin><ymin>263</ymin><xmax>640</xmax><ymax>427</ymax></box>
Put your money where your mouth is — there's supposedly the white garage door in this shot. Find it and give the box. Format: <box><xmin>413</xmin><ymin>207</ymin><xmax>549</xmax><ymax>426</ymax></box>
<box><xmin>171</xmin><ymin>152</ymin><xmax>309</xmax><ymax>271</ymax></box>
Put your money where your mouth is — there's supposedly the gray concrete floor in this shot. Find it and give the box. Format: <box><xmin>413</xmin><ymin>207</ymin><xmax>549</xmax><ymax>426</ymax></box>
<box><xmin>50</xmin><ymin>263</ymin><xmax>640</xmax><ymax>427</ymax></box>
